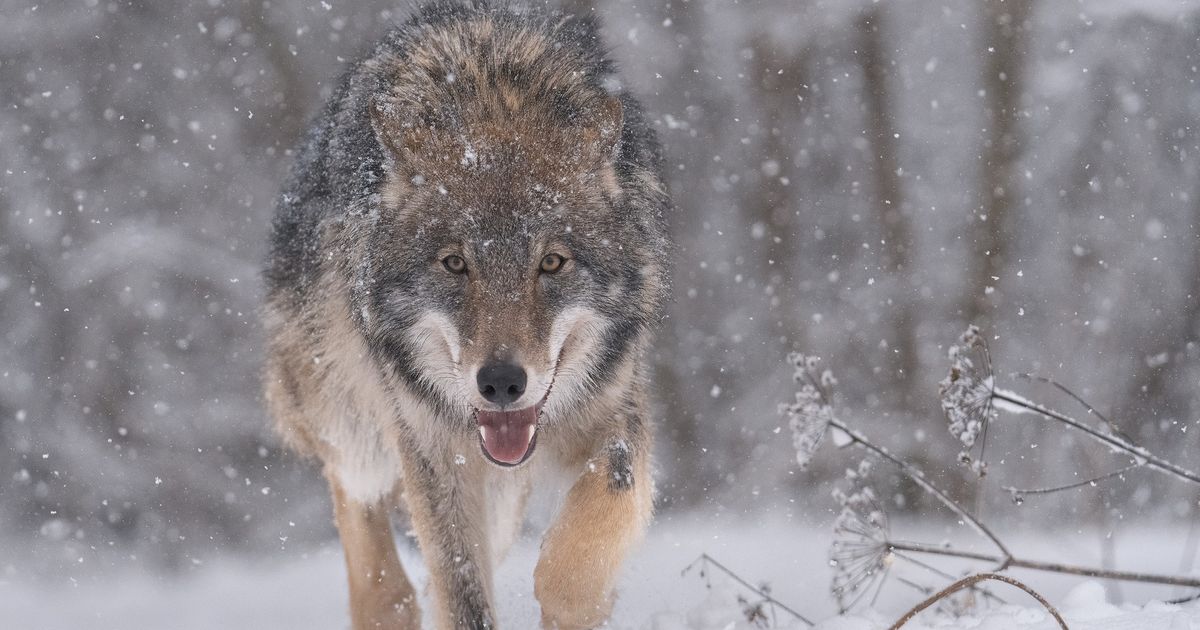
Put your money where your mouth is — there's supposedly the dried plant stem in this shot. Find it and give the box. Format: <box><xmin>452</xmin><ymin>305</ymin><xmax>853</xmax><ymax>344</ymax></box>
<box><xmin>683</xmin><ymin>553</ymin><xmax>815</xmax><ymax>626</ymax></box>
<box><xmin>1003</xmin><ymin>463</ymin><xmax>1142</xmax><ymax>497</ymax></box>
<box><xmin>888</xmin><ymin>573</ymin><xmax>1068</xmax><ymax>630</ymax></box>
<box><xmin>891</xmin><ymin>550</ymin><xmax>1009</xmax><ymax>605</ymax></box>
<box><xmin>1168</xmin><ymin>590</ymin><xmax>1200</xmax><ymax>605</ymax></box>
<box><xmin>888</xmin><ymin>541</ymin><xmax>1200</xmax><ymax>588</ymax></box>
<box><xmin>992</xmin><ymin>390</ymin><xmax>1200</xmax><ymax>486</ymax></box>
<box><xmin>830</xmin><ymin>418</ymin><xmax>1014</xmax><ymax>566</ymax></box>
<box><xmin>1015</xmin><ymin>373</ymin><xmax>1125</xmax><ymax>438</ymax></box>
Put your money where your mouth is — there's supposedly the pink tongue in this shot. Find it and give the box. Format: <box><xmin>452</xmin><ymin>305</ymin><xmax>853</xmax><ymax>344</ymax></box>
<box><xmin>476</xmin><ymin>407</ymin><xmax>538</xmax><ymax>465</ymax></box>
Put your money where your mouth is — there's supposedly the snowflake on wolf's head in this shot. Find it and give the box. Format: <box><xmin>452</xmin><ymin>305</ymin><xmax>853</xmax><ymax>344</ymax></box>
<box><xmin>780</xmin><ymin>353</ymin><xmax>838</xmax><ymax>470</ymax></box>
<box><xmin>830</xmin><ymin>458</ymin><xmax>891</xmax><ymax>612</ymax></box>
<box><xmin>939</xmin><ymin>326</ymin><xmax>996</xmax><ymax>474</ymax></box>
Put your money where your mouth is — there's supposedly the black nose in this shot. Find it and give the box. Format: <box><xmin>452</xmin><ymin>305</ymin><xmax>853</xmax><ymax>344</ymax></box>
<box><xmin>476</xmin><ymin>361</ymin><xmax>527</xmax><ymax>406</ymax></box>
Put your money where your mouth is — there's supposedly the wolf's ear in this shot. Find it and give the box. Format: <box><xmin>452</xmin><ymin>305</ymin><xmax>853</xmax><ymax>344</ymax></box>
<box><xmin>371</xmin><ymin>96</ymin><xmax>416</xmax><ymax>165</ymax></box>
<box><xmin>584</xmin><ymin>95</ymin><xmax>624</xmax><ymax>164</ymax></box>
<box><xmin>371</xmin><ymin>96</ymin><xmax>450</xmax><ymax>171</ymax></box>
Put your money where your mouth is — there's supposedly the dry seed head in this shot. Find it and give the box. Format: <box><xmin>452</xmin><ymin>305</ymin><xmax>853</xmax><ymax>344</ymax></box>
<box><xmin>829</xmin><ymin>458</ymin><xmax>891</xmax><ymax>612</ymax></box>
<box><xmin>781</xmin><ymin>353</ymin><xmax>838</xmax><ymax>470</ymax></box>
<box><xmin>939</xmin><ymin>326</ymin><xmax>996</xmax><ymax>450</ymax></box>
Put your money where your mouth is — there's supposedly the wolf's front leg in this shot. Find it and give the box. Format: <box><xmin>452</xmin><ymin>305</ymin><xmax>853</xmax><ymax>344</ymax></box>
<box><xmin>534</xmin><ymin>434</ymin><xmax>653</xmax><ymax>629</ymax></box>
<box><xmin>327</xmin><ymin>472</ymin><xmax>421</xmax><ymax>630</ymax></box>
<box><xmin>400</xmin><ymin>445</ymin><xmax>497</xmax><ymax>629</ymax></box>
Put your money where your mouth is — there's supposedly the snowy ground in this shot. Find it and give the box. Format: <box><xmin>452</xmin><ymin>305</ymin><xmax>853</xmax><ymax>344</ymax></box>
<box><xmin>3</xmin><ymin>512</ymin><xmax>1199</xmax><ymax>629</ymax></box>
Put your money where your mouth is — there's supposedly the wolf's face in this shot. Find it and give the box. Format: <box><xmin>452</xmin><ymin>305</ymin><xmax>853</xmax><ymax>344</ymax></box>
<box><xmin>360</xmin><ymin>102</ymin><xmax>662</xmax><ymax>467</ymax></box>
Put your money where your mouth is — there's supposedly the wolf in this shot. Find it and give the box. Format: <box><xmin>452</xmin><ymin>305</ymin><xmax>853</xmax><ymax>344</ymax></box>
<box><xmin>261</xmin><ymin>2</ymin><xmax>671</xmax><ymax>628</ymax></box>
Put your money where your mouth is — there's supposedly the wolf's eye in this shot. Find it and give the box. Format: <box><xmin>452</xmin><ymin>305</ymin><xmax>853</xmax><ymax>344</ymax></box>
<box><xmin>540</xmin><ymin>253</ymin><xmax>565</xmax><ymax>274</ymax></box>
<box><xmin>442</xmin><ymin>254</ymin><xmax>467</xmax><ymax>274</ymax></box>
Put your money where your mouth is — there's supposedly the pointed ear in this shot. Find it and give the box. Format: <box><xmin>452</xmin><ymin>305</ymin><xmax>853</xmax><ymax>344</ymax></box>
<box><xmin>371</xmin><ymin>96</ymin><xmax>417</xmax><ymax>165</ymax></box>
<box><xmin>371</xmin><ymin>96</ymin><xmax>454</xmax><ymax>173</ymax></box>
<box><xmin>587</xmin><ymin>95</ymin><xmax>624</xmax><ymax>163</ymax></box>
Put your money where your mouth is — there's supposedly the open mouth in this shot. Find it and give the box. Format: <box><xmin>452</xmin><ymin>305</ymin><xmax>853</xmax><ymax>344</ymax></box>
<box><xmin>474</xmin><ymin>370</ymin><xmax>557</xmax><ymax>467</ymax></box>
<box><xmin>475</xmin><ymin>404</ymin><xmax>542</xmax><ymax>466</ymax></box>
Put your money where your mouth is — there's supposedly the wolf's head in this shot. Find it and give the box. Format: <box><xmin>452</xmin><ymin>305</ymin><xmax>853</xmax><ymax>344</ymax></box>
<box><xmin>352</xmin><ymin>16</ymin><xmax>668</xmax><ymax>467</ymax></box>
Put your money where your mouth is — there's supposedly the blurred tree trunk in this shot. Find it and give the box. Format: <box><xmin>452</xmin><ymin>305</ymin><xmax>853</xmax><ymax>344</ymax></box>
<box><xmin>647</xmin><ymin>0</ymin><xmax>726</xmax><ymax>507</ymax></box>
<box><xmin>745</xmin><ymin>38</ymin><xmax>808</xmax><ymax>348</ymax></box>
<box><xmin>1147</xmin><ymin>188</ymin><xmax>1200</xmax><ymax>424</ymax></box>
<box><xmin>1110</xmin><ymin>175</ymin><xmax>1200</xmax><ymax>449</ymax></box>
<box><xmin>963</xmin><ymin>0</ymin><xmax>1034</xmax><ymax>324</ymax></box>
<box><xmin>240</xmin><ymin>0</ymin><xmax>310</xmax><ymax>148</ymax></box>
<box><xmin>857</xmin><ymin>6</ymin><xmax>919</xmax><ymax>406</ymax></box>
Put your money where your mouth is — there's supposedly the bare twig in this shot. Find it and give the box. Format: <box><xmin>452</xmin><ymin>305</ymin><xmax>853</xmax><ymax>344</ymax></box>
<box><xmin>1013</xmin><ymin>373</ymin><xmax>1127</xmax><ymax>440</ymax></box>
<box><xmin>888</xmin><ymin>573</ymin><xmax>1068</xmax><ymax>630</ymax></box>
<box><xmin>1167</xmin><ymin>590</ymin><xmax>1200</xmax><ymax>605</ymax></box>
<box><xmin>830</xmin><ymin>418</ymin><xmax>1013</xmax><ymax>567</ymax></box>
<box><xmin>892</xmin><ymin>549</ymin><xmax>1012</xmax><ymax>604</ymax></box>
<box><xmin>1003</xmin><ymin>463</ymin><xmax>1142</xmax><ymax>499</ymax></box>
<box><xmin>683</xmin><ymin>553</ymin><xmax>815</xmax><ymax>626</ymax></box>
<box><xmin>992</xmin><ymin>389</ymin><xmax>1200</xmax><ymax>486</ymax></box>
<box><xmin>887</xmin><ymin>541</ymin><xmax>1200</xmax><ymax>589</ymax></box>
<box><xmin>895</xmin><ymin>575</ymin><xmax>934</xmax><ymax>596</ymax></box>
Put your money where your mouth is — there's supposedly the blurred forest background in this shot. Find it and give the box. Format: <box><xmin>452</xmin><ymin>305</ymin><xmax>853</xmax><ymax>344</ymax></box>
<box><xmin>5</xmin><ymin>0</ymin><xmax>1200</xmax><ymax>574</ymax></box>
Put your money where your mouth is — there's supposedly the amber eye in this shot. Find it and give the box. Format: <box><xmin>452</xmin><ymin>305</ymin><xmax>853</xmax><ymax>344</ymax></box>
<box><xmin>442</xmin><ymin>254</ymin><xmax>467</xmax><ymax>274</ymax></box>
<box><xmin>540</xmin><ymin>253</ymin><xmax>566</xmax><ymax>274</ymax></box>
